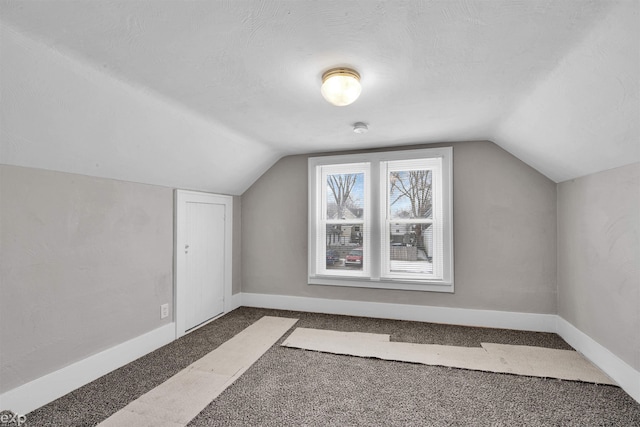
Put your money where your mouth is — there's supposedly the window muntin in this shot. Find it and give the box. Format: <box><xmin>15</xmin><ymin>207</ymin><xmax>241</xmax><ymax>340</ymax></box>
<box><xmin>309</xmin><ymin>147</ymin><xmax>453</xmax><ymax>292</ymax></box>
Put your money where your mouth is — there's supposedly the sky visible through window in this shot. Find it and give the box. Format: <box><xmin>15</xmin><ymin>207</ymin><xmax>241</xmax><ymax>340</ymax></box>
<box><xmin>326</xmin><ymin>173</ymin><xmax>365</xmax><ymax>212</ymax></box>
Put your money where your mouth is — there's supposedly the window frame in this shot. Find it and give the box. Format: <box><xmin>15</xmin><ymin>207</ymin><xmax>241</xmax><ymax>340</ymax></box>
<box><xmin>308</xmin><ymin>147</ymin><xmax>454</xmax><ymax>293</ymax></box>
<box><xmin>317</xmin><ymin>162</ymin><xmax>370</xmax><ymax>278</ymax></box>
<box><xmin>381</xmin><ymin>157</ymin><xmax>442</xmax><ymax>281</ymax></box>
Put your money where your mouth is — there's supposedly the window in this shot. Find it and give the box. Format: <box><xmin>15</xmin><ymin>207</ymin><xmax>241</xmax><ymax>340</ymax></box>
<box><xmin>308</xmin><ymin>147</ymin><xmax>453</xmax><ymax>292</ymax></box>
<box><xmin>317</xmin><ymin>162</ymin><xmax>370</xmax><ymax>277</ymax></box>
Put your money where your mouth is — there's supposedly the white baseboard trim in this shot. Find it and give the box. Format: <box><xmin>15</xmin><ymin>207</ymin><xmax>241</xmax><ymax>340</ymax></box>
<box><xmin>240</xmin><ymin>293</ymin><xmax>639</xmax><ymax>404</ymax></box>
<box><xmin>240</xmin><ymin>293</ymin><xmax>558</xmax><ymax>332</ymax></box>
<box><xmin>0</xmin><ymin>322</ymin><xmax>176</xmax><ymax>415</ymax></box>
<box><xmin>230</xmin><ymin>292</ymin><xmax>243</xmax><ymax>311</ymax></box>
<box><xmin>556</xmin><ymin>317</ymin><xmax>639</xmax><ymax>403</ymax></box>
<box><xmin>3</xmin><ymin>296</ymin><xmax>637</xmax><ymax>415</ymax></box>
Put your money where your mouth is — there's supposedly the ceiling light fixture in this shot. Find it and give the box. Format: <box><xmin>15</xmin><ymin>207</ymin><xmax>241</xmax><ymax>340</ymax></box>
<box><xmin>321</xmin><ymin>68</ymin><xmax>361</xmax><ymax>106</ymax></box>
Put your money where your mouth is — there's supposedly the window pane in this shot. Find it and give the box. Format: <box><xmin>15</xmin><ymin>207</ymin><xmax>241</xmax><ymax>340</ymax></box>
<box><xmin>389</xmin><ymin>170</ymin><xmax>432</xmax><ymax>219</ymax></box>
<box><xmin>326</xmin><ymin>173</ymin><xmax>364</xmax><ymax>220</ymax></box>
<box><xmin>389</xmin><ymin>223</ymin><xmax>433</xmax><ymax>274</ymax></box>
<box><xmin>325</xmin><ymin>224</ymin><xmax>364</xmax><ymax>271</ymax></box>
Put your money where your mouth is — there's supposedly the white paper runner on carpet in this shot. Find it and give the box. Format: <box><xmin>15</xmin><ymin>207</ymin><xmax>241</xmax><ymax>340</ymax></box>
<box><xmin>99</xmin><ymin>316</ymin><xmax>299</xmax><ymax>427</ymax></box>
<box><xmin>281</xmin><ymin>327</ymin><xmax>615</xmax><ymax>385</ymax></box>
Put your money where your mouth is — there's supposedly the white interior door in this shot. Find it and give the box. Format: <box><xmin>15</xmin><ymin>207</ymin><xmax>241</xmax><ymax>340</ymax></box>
<box><xmin>185</xmin><ymin>201</ymin><xmax>225</xmax><ymax>330</ymax></box>
<box><xmin>176</xmin><ymin>190</ymin><xmax>232</xmax><ymax>338</ymax></box>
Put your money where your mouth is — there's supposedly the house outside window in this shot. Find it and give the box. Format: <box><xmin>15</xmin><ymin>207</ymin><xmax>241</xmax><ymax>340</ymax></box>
<box><xmin>308</xmin><ymin>147</ymin><xmax>454</xmax><ymax>292</ymax></box>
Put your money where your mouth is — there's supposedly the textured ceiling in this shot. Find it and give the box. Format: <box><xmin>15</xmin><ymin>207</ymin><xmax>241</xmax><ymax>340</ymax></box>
<box><xmin>1</xmin><ymin>0</ymin><xmax>638</xmax><ymax>191</ymax></box>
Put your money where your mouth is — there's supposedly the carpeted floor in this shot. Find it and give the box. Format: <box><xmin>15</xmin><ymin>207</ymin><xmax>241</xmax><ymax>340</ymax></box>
<box><xmin>24</xmin><ymin>307</ymin><xmax>640</xmax><ymax>426</ymax></box>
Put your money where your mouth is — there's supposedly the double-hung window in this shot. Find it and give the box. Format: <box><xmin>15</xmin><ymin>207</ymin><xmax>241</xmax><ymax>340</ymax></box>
<box><xmin>308</xmin><ymin>147</ymin><xmax>453</xmax><ymax>292</ymax></box>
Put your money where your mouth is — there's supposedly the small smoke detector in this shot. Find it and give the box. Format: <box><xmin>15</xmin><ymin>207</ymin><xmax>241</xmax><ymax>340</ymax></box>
<box><xmin>353</xmin><ymin>122</ymin><xmax>368</xmax><ymax>134</ymax></box>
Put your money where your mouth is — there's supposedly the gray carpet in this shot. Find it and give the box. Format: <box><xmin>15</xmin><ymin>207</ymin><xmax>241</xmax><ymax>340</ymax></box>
<box><xmin>24</xmin><ymin>307</ymin><xmax>640</xmax><ymax>426</ymax></box>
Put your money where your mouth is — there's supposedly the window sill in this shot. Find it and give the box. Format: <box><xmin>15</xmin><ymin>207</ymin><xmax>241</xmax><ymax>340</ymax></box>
<box><xmin>308</xmin><ymin>275</ymin><xmax>454</xmax><ymax>293</ymax></box>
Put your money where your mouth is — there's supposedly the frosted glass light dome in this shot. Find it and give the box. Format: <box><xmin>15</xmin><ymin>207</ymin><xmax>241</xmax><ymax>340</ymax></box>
<box><xmin>321</xmin><ymin>68</ymin><xmax>361</xmax><ymax>106</ymax></box>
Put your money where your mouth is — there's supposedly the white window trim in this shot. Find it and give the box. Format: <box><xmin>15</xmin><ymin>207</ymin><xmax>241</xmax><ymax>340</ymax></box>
<box><xmin>380</xmin><ymin>157</ymin><xmax>442</xmax><ymax>281</ymax></box>
<box><xmin>308</xmin><ymin>147</ymin><xmax>454</xmax><ymax>293</ymax></box>
<box><xmin>317</xmin><ymin>162</ymin><xmax>370</xmax><ymax>278</ymax></box>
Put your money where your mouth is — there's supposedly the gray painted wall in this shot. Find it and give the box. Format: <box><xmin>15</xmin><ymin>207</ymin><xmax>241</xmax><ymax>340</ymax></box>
<box><xmin>0</xmin><ymin>165</ymin><xmax>174</xmax><ymax>393</ymax></box>
<box><xmin>242</xmin><ymin>141</ymin><xmax>558</xmax><ymax>313</ymax></box>
<box><xmin>557</xmin><ymin>162</ymin><xmax>639</xmax><ymax>371</ymax></box>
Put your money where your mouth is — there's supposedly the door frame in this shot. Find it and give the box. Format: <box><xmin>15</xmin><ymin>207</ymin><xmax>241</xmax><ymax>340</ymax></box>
<box><xmin>175</xmin><ymin>189</ymin><xmax>233</xmax><ymax>339</ymax></box>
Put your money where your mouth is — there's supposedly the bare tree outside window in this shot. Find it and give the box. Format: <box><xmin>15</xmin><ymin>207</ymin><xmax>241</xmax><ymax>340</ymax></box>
<box><xmin>390</xmin><ymin>170</ymin><xmax>432</xmax><ymax>218</ymax></box>
<box><xmin>390</xmin><ymin>170</ymin><xmax>432</xmax><ymax>252</ymax></box>
<box><xmin>327</xmin><ymin>174</ymin><xmax>358</xmax><ymax>219</ymax></box>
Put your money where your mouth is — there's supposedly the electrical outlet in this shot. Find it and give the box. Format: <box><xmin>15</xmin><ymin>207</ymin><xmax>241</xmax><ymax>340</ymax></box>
<box><xmin>160</xmin><ymin>303</ymin><xmax>169</xmax><ymax>319</ymax></box>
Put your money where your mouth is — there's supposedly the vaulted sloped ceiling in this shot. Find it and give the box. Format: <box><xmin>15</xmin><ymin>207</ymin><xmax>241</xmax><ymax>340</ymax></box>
<box><xmin>1</xmin><ymin>0</ymin><xmax>638</xmax><ymax>194</ymax></box>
